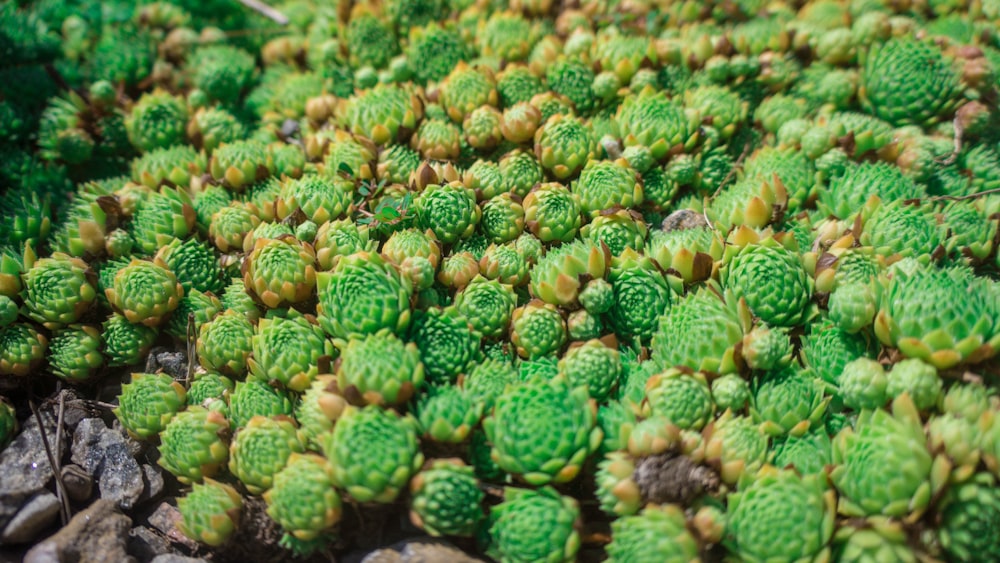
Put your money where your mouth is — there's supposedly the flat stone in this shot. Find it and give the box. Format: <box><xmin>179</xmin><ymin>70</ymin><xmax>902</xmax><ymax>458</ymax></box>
<box><xmin>23</xmin><ymin>499</ymin><xmax>133</xmax><ymax>563</ymax></box>
<box><xmin>60</xmin><ymin>464</ymin><xmax>93</xmax><ymax>503</ymax></box>
<box><xmin>399</xmin><ymin>540</ymin><xmax>484</xmax><ymax>563</ymax></box>
<box><xmin>361</xmin><ymin>551</ymin><xmax>402</xmax><ymax>563</ymax></box>
<box><xmin>0</xmin><ymin>492</ymin><xmax>60</xmax><ymax>544</ymax></box>
<box><xmin>145</xmin><ymin>347</ymin><xmax>189</xmax><ymax>380</ymax></box>
<box><xmin>661</xmin><ymin>208</ymin><xmax>709</xmax><ymax>231</ymax></box>
<box><xmin>150</xmin><ymin>555</ymin><xmax>209</xmax><ymax>563</ymax></box>
<box><xmin>127</xmin><ymin>526</ymin><xmax>172</xmax><ymax>560</ymax></box>
<box><xmin>360</xmin><ymin>538</ymin><xmax>484</xmax><ymax>563</ymax></box>
<box><xmin>138</xmin><ymin>464</ymin><xmax>164</xmax><ymax>504</ymax></box>
<box><xmin>147</xmin><ymin>502</ymin><xmax>198</xmax><ymax>552</ymax></box>
<box><xmin>70</xmin><ymin>418</ymin><xmax>144</xmax><ymax>510</ymax></box>
<box><xmin>58</xmin><ymin>390</ymin><xmax>97</xmax><ymax>428</ymax></box>
<box><xmin>0</xmin><ymin>408</ymin><xmax>62</xmax><ymax>531</ymax></box>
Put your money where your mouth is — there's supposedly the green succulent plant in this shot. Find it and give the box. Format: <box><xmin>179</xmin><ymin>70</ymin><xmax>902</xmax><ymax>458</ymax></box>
<box><xmin>228</xmin><ymin>379</ymin><xmax>295</xmax><ymax>430</ymax></box>
<box><xmin>131</xmin><ymin>144</ymin><xmax>207</xmax><ymax>189</ymax></box>
<box><xmin>496</xmin><ymin>65</ymin><xmax>545</xmax><ymax>107</ymax></box>
<box><xmin>859</xmin><ymin>37</ymin><xmax>963</xmax><ymax>127</ymax></box>
<box><xmin>209</xmin><ymin>203</ymin><xmax>261</xmax><ymax>253</ymax></box>
<box><xmin>559</xmin><ymin>340</ymin><xmax>622</xmax><ymax>402</ymax></box>
<box><xmin>228</xmin><ymin>415</ymin><xmax>304</xmax><ymax>494</ymax></box>
<box><xmin>47</xmin><ymin>324</ymin><xmax>103</xmax><ymax>382</ymax></box>
<box><xmin>113</xmin><ymin>373</ymin><xmax>187</xmax><ymax>440</ymax></box>
<box><xmin>408</xmin><ymin>307</ymin><xmax>480</xmax><ymax>385</ymax></box>
<box><xmin>721</xmin><ymin>235</ymin><xmax>812</xmax><ymax>328</ymax></box>
<box><xmin>263</xmin><ymin>453</ymin><xmax>342</xmax><ymax>541</ymax></box>
<box><xmin>725</xmin><ymin>466</ymin><xmax>836</xmax><ymax>562</ymax></box>
<box><xmin>21</xmin><ymin>253</ymin><xmax>97</xmax><ymax>329</ymax></box>
<box><xmin>125</xmin><ymin>89</ymin><xmax>188</xmax><ymax>152</ymax></box>
<box><xmin>313</xmin><ymin>219</ymin><xmax>376</xmax><ymax>271</ymax></box>
<box><xmin>248</xmin><ymin>309</ymin><xmax>334</xmax><ymax>392</ymax></box>
<box><xmin>860</xmin><ymin>200</ymin><xmax>944</xmax><ymax>262</ymax></box>
<box><xmin>510</xmin><ymin>300</ymin><xmax>567</xmax><ymax>360</ymax></box>
<box><xmin>769</xmin><ymin>426</ymin><xmax>832</xmax><ymax>477</ymax></box>
<box><xmin>197</xmin><ymin>309</ymin><xmax>254</xmax><ymax>378</ymax></box>
<box><xmin>344</xmin><ymin>84</ymin><xmax>421</xmax><ymax>146</ymax></box>
<box><xmin>275</xmin><ymin>175</ymin><xmax>353</xmax><ymax>226</ymax></box>
<box><xmin>316</xmin><ymin>251</ymin><xmax>413</xmax><ymax>339</ymax></box>
<box><xmin>158</xmin><ymin>406</ymin><xmax>231</xmax><ymax>484</ymax></box>
<box><xmin>294</xmin><ymin>375</ymin><xmax>348</xmax><ymax>452</ymax></box>
<box><xmin>751</xmin><ymin>366</ymin><xmax>829</xmax><ymax>437</ymax></box>
<box><xmin>404</xmin><ymin>23</ymin><xmax>469</xmax><ymax>85</ymax></box>
<box><xmin>409</xmin><ymin>459</ymin><xmax>484</xmax><ymax>537</ymax></box>
<box><xmin>454</xmin><ymin>276</ymin><xmax>517</xmax><ymax>339</ymax></box>
<box><xmin>336</xmin><ymin>328</ymin><xmax>424</xmax><ymax>407</ymax></box>
<box><xmin>607</xmin><ymin>248</ymin><xmax>676</xmax><ymax>345</ymax></box>
<box><xmin>819</xmin><ymin>161</ymin><xmax>925</xmax><ymax>220</ymax></box>
<box><xmin>837</xmin><ymin>357</ymin><xmax>888</xmax><ymax>410</ymax></box>
<box><xmin>153</xmin><ymin>236</ymin><xmax>224</xmax><ymax>295</ymax></box>
<box><xmin>487</xmin><ymin>486</ymin><xmax>581</xmax><ymax>563</ymax></box>
<box><xmin>414</xmin><ymin>384</ymin><xmax>483</xmax><ymax>443</ymax></box>
<box><xmin>439</xmin><ymin>63</ymin><xmax>498</xmax><ymax>123</ymax></box>
<box><xmin>645</xmin><ymin>225</ymin><xmax>724</xmax><ymax>285</ymax></box>
<box><xmin>177</xmin><ymin>478</ymin><xmax>243</xmax><ymax>547</ymax></box>
<box><xmin>651</xmin><ymin>282</ymin><xmax>747</xmax><ymax>375</ymax></box>
<box><xmin>606</xmin><ymin>504</ymin><xmax>700</xmax><ymax>563</ymax></box>
<box><xmin>617</xmin><ymin>85</ymin><xmax>699</xmax><ymax>160</ymax></box>
<box><xmin>188</xmin><ymin>108</ymin><xmax>247</xmax><ymax>154</ymax></box>
<box><xmin>522</xmin><ymin>182</ymin><xmax>582</xmax><ymax>244</ymax></box>
<box><xmin>106</xmin><ymin>259</ymin><xmax>184</xmax><ymax>327</ymax></box>
<box><xmin>644</xmin><ymin>369</ymin><xmax>715</xmax><ymax>431</ymax></box>
<box><xmin>938</xmin><ymin>472</ymin><xmax>1000</xmax><ymax>561</ymax></box>
<box><xmin>0</xmin><ymin>295</ymin><xmax>17</xmax><ymax>328</ymax></box>
<box><xmin>483</xmin><ymin>377</ymin><xmax>602</xmax><ymax>486</ymax></box>
<box><xmin>712</xmin><ymin>374</ymin><xmax>752</xmax><ymax>413</ymax></box>
<box><xmin>886</xmin><ymin>358</ymin><xmax>942</xmax><ymax>411</ymax></box>
<box><xmin>209</xmin><ymin>140</ymin><xmax>274</xmax><ymax>192</ymax></box>
<box><xmin>322</xmin><ymin>405</ymin><xmax>424</xmax><ymax>503</ymax></box>
<box><xmin>129</xmin><ymin>186</ymin><xmax>197</xmax><ymax>255</ymax></box>
<box><xmin>0</xmin><ymin>322</ymin><xmax>48</xmax><ymax>377</ymax></box>
<box><xmin>413</xmin><ymin>182</ymin><xmax>481</xmax><ymax>245</ymax></box>
<box><xmin>529</xmin><ymin>239</ymin><xmax>608</xmax><ymax>308</ymax></box>
<box><xmin>830</xmin><ymin>395</ymin><xmax>947</xmax><ymax>519</ymax></box>
<box><xmin>187</xmin><ymin>372</ymin><xmax>234</xmax><ymax>411</ymax></box>
<box><xmin>242</xmin><ymin>235</ymin><xmax>317</xmax><ymax>309</ymax></box>
<box><xmin>534</xmin><ymin>114</ymin><xmax>597</xmax><ymax>180</ymax></box>
<box><xmin>874</xmin><ymin>263</ymin><xmax>999</xmax><ymax>369</ymax></box>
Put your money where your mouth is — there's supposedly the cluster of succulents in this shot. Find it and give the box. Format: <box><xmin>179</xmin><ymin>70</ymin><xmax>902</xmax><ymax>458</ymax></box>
<box><xmin>4</xmin><ymin>0</ymin><xmax>1000</xmax><ymax>560</ymax></box>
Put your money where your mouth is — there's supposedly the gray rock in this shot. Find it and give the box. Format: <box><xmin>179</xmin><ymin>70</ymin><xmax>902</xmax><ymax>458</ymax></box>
<box><xmin>145</xmin><ymin>347</ymin><xmax>190</xmax><ymax>379</ymax></box>
<box><xmin>399</xmin><ymin>541</ymin><xmax>484</xmax><ymax>563</ymax></box>
<box><xmin>360</xmin><ymin>538</ymin><xmax>484</xmax><ymax>563</ymax></box>
<box><xmin>150</xmin><ymin>555</ymin><xmax>209</xmax><ymax>563</ymax></box>
<box><xmin>147</xmin><ymin>502</ymin><xmax>198</xmax><ymax>552</ymax></box>
<box><xmin>1</xmin><ymin>493</ymin><xmax>60</xmax><ymax>544</ymax></box>
<box><xmin>127</xmin><ymin>526</ymin><xmax>172</xmax><ymax>560</ymax></box>
<box><xmin>361</xmin><ymin>551</ymin><xmax>402</xmax><ymax>563</ymax></box>
<box><xmin>60</xmin><ymin>464</ymin><xmax>93</xmax><ymax>503</ymax></box>
<box><xmin>71</xmin><ymin>418</ymin><xmax>144</xmax><ymax>510</ymax></box>
<box><xmin>23</xmin><ymin>499</ymin><xmax>133</xmax><ymax>563</ymax></box>
<box><xmin>0</xmin><ymin>408</ymin><xmax>62</xmax><ymax>531</ymax></box>
<box><xmin>58</xmin><ymin>390</ymin><xmax>98</xmax><ymax>428</ymax></box>
<box><xmin>661</xmin><ymin>208</ymin><xmax>709</xmax><ymax>232</ymax></box>
<box><xmin>138</xmin><ymin>464</ymin><xmax>164</xmax><ymax>504</ymax></box>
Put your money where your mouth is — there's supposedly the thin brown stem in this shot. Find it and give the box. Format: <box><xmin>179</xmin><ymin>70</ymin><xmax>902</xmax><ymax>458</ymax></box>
<box><xmin>53</xmin><ymin>391</ymin><xmax>72</xmax><ymax>522</ymax></box>
<box><xmin>185</xmin><ymin>313</ymin><xmax>196</xmax><ymax>389</ymax></box>
<box><xmin>928</xmin><ymin>187</ymin><xmax>1000</xmax><ymax>202</ymax></box>
<box><xmin>28</xmin><ymin>398</ymin><xmax>70</xmax><ymax>526</ymax></box>
<box><xmin>238</xmin><ymin>0</ymin><xmax>290</xmax><ymax>25</ymax></box>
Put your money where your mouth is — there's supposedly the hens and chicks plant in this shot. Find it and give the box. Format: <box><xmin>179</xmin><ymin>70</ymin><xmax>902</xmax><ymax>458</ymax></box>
<box><xmin>3</xmin><ymin>0</ymin><xmax>1000</xmax><ymax>560</ymax></box>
